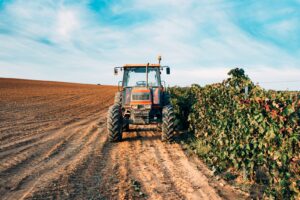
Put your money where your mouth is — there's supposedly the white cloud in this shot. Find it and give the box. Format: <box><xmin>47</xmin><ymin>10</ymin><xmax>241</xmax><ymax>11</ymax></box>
<box><xmin>163</xmin><ymin>66</ymin><xmax>300</xmax><ymax>91</ymax></box>
<box><xmin>266</xmin><ymin>19</ymin><xmax>298</xmax><ymax>39</ymax></box>
<box><xmin>168</xmin><ymin>67</ymin><xmax>230</xmax><ymax>86</ymax></box>
<box><xmin>56</xmin><ymin>8</ymin><xmax>80</xmax><ymax>40</ymax></box>
<box><xmin>247</xmin><ymin>67</ymin><xmax>300</xmax><ymax>91</ymax></box>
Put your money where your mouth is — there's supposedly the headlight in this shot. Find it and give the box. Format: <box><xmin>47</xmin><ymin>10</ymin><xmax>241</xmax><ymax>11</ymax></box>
<box><xmin>132</xmin><ymin>105</ymin><xmax>138</xmax><ymax>109</ymax></box>
<box><xmin>144</xmin><ymin>104</ymin><xmax>151</xmax><ymax>109</ymax></box>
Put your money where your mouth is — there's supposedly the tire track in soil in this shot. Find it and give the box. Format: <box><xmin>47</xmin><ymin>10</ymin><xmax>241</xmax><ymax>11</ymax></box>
<box><xmin>98</xmin><ymin>126</ymin><xmax>246</xmax><ymax>200</ymax></box>
<box><xmin>133</xmin><ymin>130</ymin><xmax>185</xmax><ymax>199</ymax></box>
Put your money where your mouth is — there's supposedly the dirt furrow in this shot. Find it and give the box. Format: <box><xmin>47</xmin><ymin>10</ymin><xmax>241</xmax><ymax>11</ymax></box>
<box><xmin>3</xmin><ymin>120</ymin><xmax>102</xmax><ymax>200</ymax></box>
<box><xmin>28</xmin><ymin>120</ymin><xmax>110</xmax><ymax>199</ymax></box>
<box><xmin>0</xmin><ymin>112</ymin><xmax>104</xmax><ymax>153</ymax></box>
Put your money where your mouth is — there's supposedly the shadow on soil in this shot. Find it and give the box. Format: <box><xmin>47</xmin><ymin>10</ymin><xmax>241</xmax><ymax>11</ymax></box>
<box><xmin>122</xmin><ymin>127</ymin><xmax>161</xmax><ymax>142</ymax></box>
<box><xmin>125</xmin><ymin>127</ymin><xmax>158</xmax><ymax>132</ymax></box>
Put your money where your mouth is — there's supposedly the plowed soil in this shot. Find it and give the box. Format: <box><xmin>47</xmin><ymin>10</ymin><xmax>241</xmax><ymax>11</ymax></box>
<box><xmin>0</xmin><ymin>78</ymin><xmax>246</xmax><ymax>200</ymax></box>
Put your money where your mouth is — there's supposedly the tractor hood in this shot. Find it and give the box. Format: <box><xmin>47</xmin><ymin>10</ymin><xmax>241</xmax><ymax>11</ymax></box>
<box><xmin>130</xmin><ymin>87</ymin><xmax>152</xmax><ymax>105</ymax></box>
<box><xmin>122</xmin><ymin>87</ymin><xmax>162</xmax><ymax>108</ymax></box>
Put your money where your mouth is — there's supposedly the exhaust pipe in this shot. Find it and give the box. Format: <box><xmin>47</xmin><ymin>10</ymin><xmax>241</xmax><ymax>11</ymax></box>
<box><xmin>146</xmin><ymin>62</ymin><xmax>149</xmax><ymax>88</ymax></box>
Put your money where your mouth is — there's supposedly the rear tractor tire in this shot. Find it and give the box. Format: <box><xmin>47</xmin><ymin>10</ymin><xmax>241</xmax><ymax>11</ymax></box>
<box><xmin>161</xmin><ymin>105</ymin><xmax>175</xmax><ymax>142</ymax></box>
<box><xmin>107</xmin><ymin>104</ymin><xmax>122</xmax><ymax>142</ymax></box>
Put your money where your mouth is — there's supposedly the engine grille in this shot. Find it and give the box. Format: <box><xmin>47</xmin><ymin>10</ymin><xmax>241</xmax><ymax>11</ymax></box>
<box><xmin>132</xmin><ymin>93</ymin><xmax>150</xmax><ymax>101</ymax></box>
<box><xmin>133</xmin><ymin>110</ymin><xmax>149</xmax><ymax>116</ymax></box>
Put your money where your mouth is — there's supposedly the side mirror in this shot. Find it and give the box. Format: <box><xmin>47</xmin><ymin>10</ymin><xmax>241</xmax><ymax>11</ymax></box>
<box><xmin>114</xmin><ymin>68</ymin><xmax>118</xmax><ymax>75</ymax></box>
<box><xmin>166</xmin><ymin>67</ymin><xmax>170</xmax><ymax>75</ymax></box>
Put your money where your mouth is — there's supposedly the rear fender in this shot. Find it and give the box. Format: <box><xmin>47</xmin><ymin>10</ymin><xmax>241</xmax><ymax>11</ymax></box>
<box><xmin>153</xmin><ymin>87</ymin><xmax>160</xmax><ymax>105</ymax></box>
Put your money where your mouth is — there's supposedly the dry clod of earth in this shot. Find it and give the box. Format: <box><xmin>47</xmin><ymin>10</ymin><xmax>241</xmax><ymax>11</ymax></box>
<box><xmin>0</xmin><ymin>78</ymin><xmax>247</xmax><ymax>200</ymax></box>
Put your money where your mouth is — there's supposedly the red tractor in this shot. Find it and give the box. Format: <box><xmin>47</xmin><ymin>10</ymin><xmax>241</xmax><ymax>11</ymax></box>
<box><xmin>107</xmin><ymin>57</ymin><xmax>175</xmax><ymax>142</ymax></box>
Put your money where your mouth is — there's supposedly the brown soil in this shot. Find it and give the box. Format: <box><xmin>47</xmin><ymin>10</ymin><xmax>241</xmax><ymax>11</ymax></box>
<box><xmin>0</xmin><ymin>78</ymin><xmax>247</xmax><ymax>200</ymax></box>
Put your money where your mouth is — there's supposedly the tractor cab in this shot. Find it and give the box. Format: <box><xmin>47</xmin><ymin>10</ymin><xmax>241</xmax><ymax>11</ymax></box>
<box><xmin>114</xmin><ymin>63</ymin><xmax>169</xmax><ymax>87</ymax></box>
<box><xmin>123</xmin><ymin>65</ymin><xmax>161</xmax><ymax>87</ymax></box>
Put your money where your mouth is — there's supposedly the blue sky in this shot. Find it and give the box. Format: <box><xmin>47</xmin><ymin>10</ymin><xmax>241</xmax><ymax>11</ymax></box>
<box><xmin>0</xmin><ymin>0</ymin><xmax>300</xmax><ymax>90</ymax></box>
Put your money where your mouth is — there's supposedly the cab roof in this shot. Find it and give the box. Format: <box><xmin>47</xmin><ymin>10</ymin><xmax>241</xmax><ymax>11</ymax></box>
<box><xmin>123</xmin><ymin>64</ymin><xmax>161</xmax><ymax>68</ymax></box>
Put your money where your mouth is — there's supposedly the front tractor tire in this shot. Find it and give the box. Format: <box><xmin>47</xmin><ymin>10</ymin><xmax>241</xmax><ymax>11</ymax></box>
<box><xmin>107</xmin><ymin>104</ymin><xmax>122</xmax><ymax>142</ymax></box>
<box><xmin>161</xmin><ymin>105</ymin><xmax>175</xmax><ymax>142</ymax></box>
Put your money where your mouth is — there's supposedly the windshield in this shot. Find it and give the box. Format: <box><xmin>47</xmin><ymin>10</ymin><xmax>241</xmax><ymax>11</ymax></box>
<box><xmin>123</xmin><ymin>67</ymin><xmax>160</xmax><ymax>87</ymax></box>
